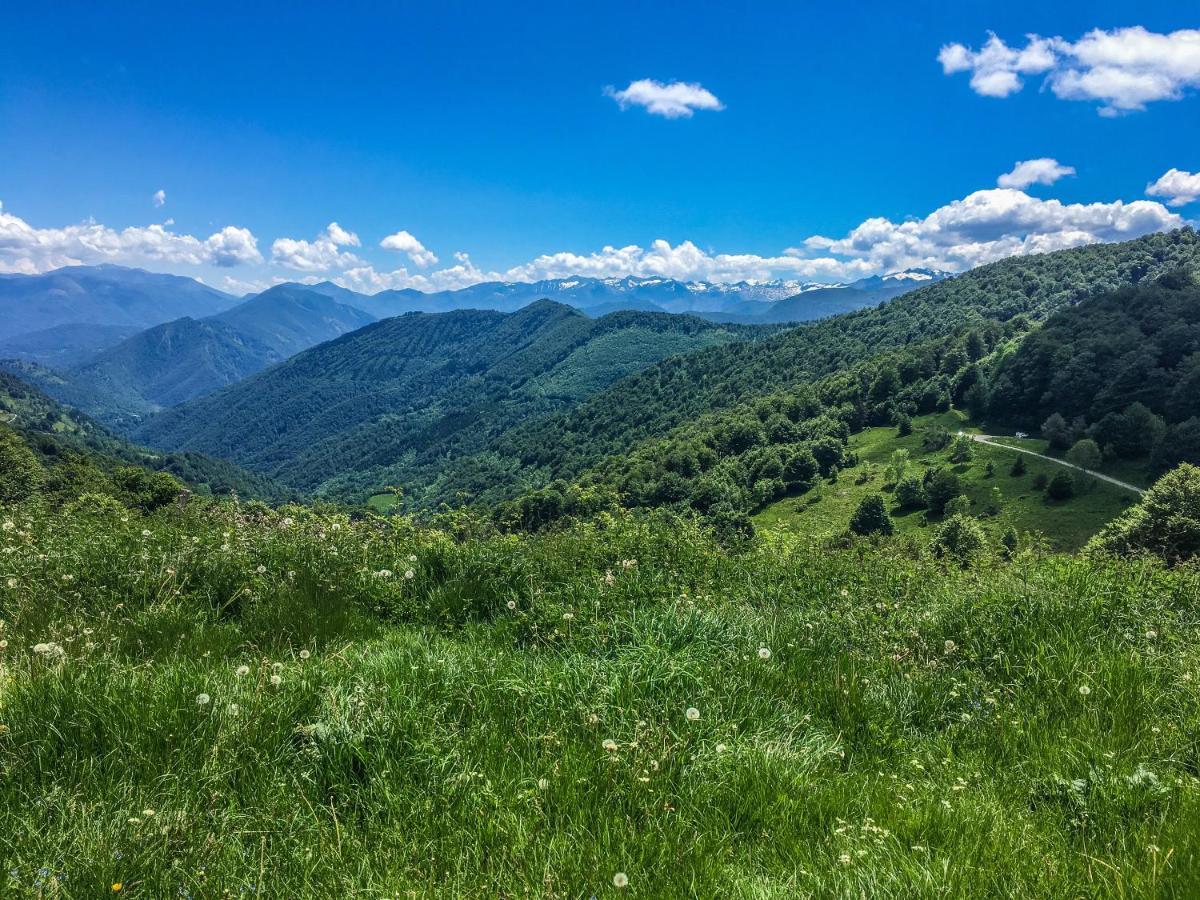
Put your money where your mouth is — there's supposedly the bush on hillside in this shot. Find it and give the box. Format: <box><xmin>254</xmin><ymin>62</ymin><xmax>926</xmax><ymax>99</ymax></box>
<box><xmin>0</xmin><ymin>428</ymin><xmax>45</xmax><ymax>503</ymax></box>
<box><xmin>1065</xmin><ymin>439</ymin><xmax>1103</xmax><ymax>492</ymax></box>
<box><xmin>1047</xmin><ymin>472</ymin><xmax>1075</xmax><ymax>501</ymax></box>
<box><xmin>894</xmin><ymin>474</ymin><xmax>927</xmax><ymax>509</ymax></box>
<box><xmin>848</xmin><ymin>493</ymin><xmax>894</xmax><ymax>536</ymax></box>
<box><xmin>924</xmin><ymin>467</ymin><xmax>963</xmax><ymax>515</ymax></box>
<box><xmin>931</xmin><ymin>513</ymin><xmax>987</xmax><ymax>566</ymax></box>
<box><xmin>1086</xmin><ymin>463</ymin><xmax>1200</xmax><ymax>564</ymax></box>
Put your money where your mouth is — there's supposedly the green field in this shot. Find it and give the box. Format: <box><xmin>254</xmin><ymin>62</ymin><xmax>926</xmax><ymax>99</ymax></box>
<box><xmin>366</xmin><ymin>491</ymin><xmax>401</xmax><ymax>513</ymax></box>
<box><xmin>3</xmin><ymin>499</ymin><xmax>1200</xmax><ymax>897</ymax></box>
<box><xmin>755</xmin><ymin>412</ymin><xmax>1146</xmax><ymax>551</ymax></box>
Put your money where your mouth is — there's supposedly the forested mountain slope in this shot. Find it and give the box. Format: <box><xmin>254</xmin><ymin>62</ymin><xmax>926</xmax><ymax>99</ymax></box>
<box><xmin>494</xmin><ymin>269</ymin><xmax>1200</xmax><ymax>547</ymax></box>
<box><xmin>211</xmin><ymin>284</ymin><xmax>377</xmax><ymax>358</ymax></box>
<box><xmin>0</xmin><ymin>372</ymin><xmax>296</xmax><ymax>503</ymax></box>
<box><xmin>1</xmin><ymin>285</ymin><xmax>377</xmax><ymax>427</ymax></box>
<box><xmin>0</xmin><ymin>323</ymin><xmax>143</xmax><ymax>368</ymax></box>
<box><xmin>985</xmin><ymin>271</ymin><xmax>1200</xmax><ymax>472</ymax></box>
<box><xmin>492</xmin><ymin>229</ymin><xmax>1200</xmax><ymax>487</ymax></box>
<box><xmin>134</xmin><ymin>302</ymin><xmax>765</xmax><ymax>497</ymax></box>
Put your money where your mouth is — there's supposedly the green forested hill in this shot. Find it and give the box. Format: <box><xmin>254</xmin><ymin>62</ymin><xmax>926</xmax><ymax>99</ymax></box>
<box><xmin>134</xmin><ymin>301</ymin><xmax>765</xmax><ymax>499</ymax></box>
<box><xmin>488</xmin><ymin>229</ymin><xmax>1200</xmax><ymax>486</ymax></box>
<box><xmin>493</xmin><ymin>268</ymin><xmax>1200</xmax><ymax>546</ymax></box>
<box><xmin>985</xmin><ymin>271</ymin><xmax>1200</xmax><ymax>470</ymax></box>
<box><xmin>0</xmin><ymin>372</ymin><xmax>297</xmax><ymax>503</ymax></box>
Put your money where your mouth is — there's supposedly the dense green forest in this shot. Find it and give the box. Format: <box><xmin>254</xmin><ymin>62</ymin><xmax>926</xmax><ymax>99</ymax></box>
<box><xmin>985</xmin><ymin>271</ymin><xmax>1200</xmax><ymax>471</ymax></box>
<box><xmin>493</xmin><ymin>268</ymin><xmax>1200</xmax><ymax>544</ymax></box>
<box><xmin>107</xmin><ymin>231</ymin><xmax>1200</xmax><ymax>518</ymax></box>
<box><xmin>135</xmin><ymin>302</ymin><xmax>768</xmax><ymax>501</ymax></box>
<box><xmin>0</xmin><ymin>373</ymin><xmax>297</xmax><ymax>505</ymax></box>
<box><xmin>485</xmin><ymin>230</ymin><xmax>1200</xmax><ymax>495</ymax></box>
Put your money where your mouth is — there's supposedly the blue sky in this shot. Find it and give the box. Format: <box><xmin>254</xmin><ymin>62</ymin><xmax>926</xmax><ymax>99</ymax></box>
<box><xmin>1</xmin><ymin>1</ymin><xmax>1198</xmax><ymax>293</ymax></box>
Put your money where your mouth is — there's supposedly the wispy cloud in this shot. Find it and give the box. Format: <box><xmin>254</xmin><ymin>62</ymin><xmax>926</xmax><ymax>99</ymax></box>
<box><xmin>152</xmin><ymin>189</ymin><xmax>166</xmax><ymax>208</ymax></box>
<box><xmin>604</xmin><ymin>79</ymin><xmax>724</xmax><ymax>118</ymax></box>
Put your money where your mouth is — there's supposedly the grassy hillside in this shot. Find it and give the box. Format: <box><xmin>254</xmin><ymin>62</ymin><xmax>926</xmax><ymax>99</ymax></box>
<box><xmin>755</xmin><ymin>411</ymin><xmax>1144</xmax><ymax>550</ymax></box>
<box><xmin>3</xmin><ymin>497</ymin><xmax>1200</xmax><ymax>896</ymax></box>
<box><xmin>135</xmin><ymin>302</ymin><xmax>766</xmax><ymax>503</ymax></box>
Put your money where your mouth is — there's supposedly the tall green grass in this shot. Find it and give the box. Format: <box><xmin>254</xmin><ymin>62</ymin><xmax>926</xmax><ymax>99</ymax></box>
<box><xmin>2</xmin><ymin>499</ymin><xmax>1199</xmax><ymax>897</ymax></box>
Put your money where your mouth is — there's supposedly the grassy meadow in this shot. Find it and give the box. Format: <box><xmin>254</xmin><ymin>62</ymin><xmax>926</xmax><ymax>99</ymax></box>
<box><xmin>756</xmin><ymin>412</ymin><xmax>1146</xmax><ymax>551</ymax></box>
<box><xmin>2</xmin><ymin>497</ymin><xmax>1200</xmax><ymax>897</ymax></box>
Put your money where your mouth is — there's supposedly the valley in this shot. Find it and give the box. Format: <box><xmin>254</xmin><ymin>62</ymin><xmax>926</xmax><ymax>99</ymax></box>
<box><xmin>10</xmin><ymin>6</ymin><xmax>1200</xmax><ymax>894</ymax></box>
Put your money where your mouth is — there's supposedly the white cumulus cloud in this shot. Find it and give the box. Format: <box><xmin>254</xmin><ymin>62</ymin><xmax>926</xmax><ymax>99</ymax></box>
<box><xmin>270</xmin><ymin>222</ymin><xmax>362</xmax><ymax>272</ymax></box>
<box><xmin>152</xmin><ymin>189</ymin><xmax>166</xmax><ymax>208</ymax></box>
<box><xmin>0</xmin><ymin>201</ymin><xmax>262</xmax><ymax>274</ymax></box>
<box><xmin>604</xmin><ymin>79</ymin><xmax>724</xmax><ymax>118</ymax></box>
<box><xmin>324</xmin><ymin>184</ymin><xmax>1183</xmax><ymax>294</ymax></box>
<box><xmin>1146</xmin><ymin>168</ymin><xmax>1200</xmax><ymax>207</ymax></box>
<box><xmin>380</xmin><ymin>230</ymin><xmax>438</xmax><ymax>267</ymax></box>
<box><xmin>940</xmin><ymin>27</ymin><xmax>1200</xmax><ymax>114</ymax></box>
<box><xmin>997</xmin><ymin>158</ymin><xmax>1076</xmax><ymax>189</ymax></box>
<box><xmin>794</xmin><ymin>188</ymin><xmax>1182</xmax><ymax>274</ymax></box>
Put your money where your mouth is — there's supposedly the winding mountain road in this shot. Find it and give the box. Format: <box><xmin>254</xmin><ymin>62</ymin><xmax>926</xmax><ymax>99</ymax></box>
<box><xmin>968</xmin><ymin>433</ymin><xmax>1146</xmax><ymax>495</ymax></box>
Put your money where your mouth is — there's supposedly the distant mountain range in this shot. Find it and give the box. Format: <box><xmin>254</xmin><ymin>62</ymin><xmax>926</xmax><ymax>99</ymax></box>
<box><xmin>296</xmin><ymin>268</ymin><xmax>950</xmax><ymax>324</ymax></box>
<box><xmin>0</xmin><ymin>262</ymin><xmax>946</xmax><ymax>430</ymax></box>
<box><xmin>0</xmin><ymin>265</ymin><xmax>238</xmax><ymax>343</ymax></box>
<box><xmin>2</xmin><ymin>284</ymin><xmax>375</xmax><ymax>426</ymax></box>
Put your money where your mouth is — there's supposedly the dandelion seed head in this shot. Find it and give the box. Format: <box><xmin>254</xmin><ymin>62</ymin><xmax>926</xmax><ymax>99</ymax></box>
<box><xmin>613</xmin><ymin>872</ymin><xmax>629</xmax><ymax>888</ymax></box>
<box><xmin>602</xmin><ymin>738</ymin><xmax>618</xmax><ymax>752</ymax></box>
<box><xmin>269</xmin><ymin>674</ymin><xmax>282</xmax><ymax>687</ymax></box>
<box><xmin>404</xmin><ymin>569</ymin><xmax>415</xmax><ymax>580</ymax></box>
<box><xmin>195</xmin><ymin>693</ymin><xmax>210</xmax><ymax>706</ymax></box>
<box><xmin>685</xmin><ymin>706</ymin><xmax>701</xmax><ymax>721</ymax></box>
<box><xmin>758</xmin><ymin>647</ymin><xmax>771</xmax><ymax>660</ymax></box>
<box><xmin>1078</xmin><ymin>685</ymin><xmax>1091</xmax><ymax>696</ymax></box>
<box><xmin>236</xmin><ymin>665</ymin><xmax>250</xmax><ymax>677</ymax></box>
<box><xmin>299</xmin><ymin>649</ymin><xmax>310</xmax><ymax>660</ymax></box>
<box><xmin>506</xmin><ymin>600</ymin><xmax>517</xmax><ymax>610</ymax></box>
